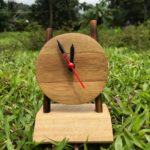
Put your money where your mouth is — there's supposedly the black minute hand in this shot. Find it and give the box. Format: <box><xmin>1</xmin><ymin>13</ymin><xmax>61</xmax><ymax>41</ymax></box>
<box><xmin>70</xmin><ymin>44</ymin><xmax>75</xmax><ymax>63</ymax></box>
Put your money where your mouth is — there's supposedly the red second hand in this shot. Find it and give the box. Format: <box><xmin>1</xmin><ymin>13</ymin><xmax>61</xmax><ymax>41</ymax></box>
<box><xmin>63</xmin><ymin>54</ymin><xmax>70</xmax><ymax>64</ymax></box>
<box><xmin>63</xmin><ymin>53</ymin><xmax>85</xmax><ymax>89</ymax></box>
<box><xmin>71</xmin><ymin>67</ymin><xmax>85</xmax><ymax>89</ymax></box>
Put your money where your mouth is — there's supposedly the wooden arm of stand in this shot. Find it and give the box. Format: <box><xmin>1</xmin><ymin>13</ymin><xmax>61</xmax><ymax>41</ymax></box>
<box><xmin>90</xmin><ymin>20</ymin><xmax>102</xmax><ymax>113</ymax></box>
<box><xmin>43</xmin><ymin>28</ymin><xmax>53</xmax><ymax>113</ymax></box>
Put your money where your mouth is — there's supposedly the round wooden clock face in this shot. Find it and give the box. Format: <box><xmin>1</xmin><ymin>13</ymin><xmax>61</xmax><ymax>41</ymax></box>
<box><xmin>36</xmin><ymin>33</ymin><xmax>108</xmax><ymax>104</ymax></box>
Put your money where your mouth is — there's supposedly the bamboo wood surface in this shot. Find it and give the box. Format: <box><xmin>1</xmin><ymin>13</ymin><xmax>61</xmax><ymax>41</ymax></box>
<box><xmin>33</xmin><ymin>104</ymin><xmax>113</xmax><ymax>143</ymax></box>
<box><xmin>36</xmin><ymin>33</ymin><xmax>108</xmax><ymax>104</ymax></box>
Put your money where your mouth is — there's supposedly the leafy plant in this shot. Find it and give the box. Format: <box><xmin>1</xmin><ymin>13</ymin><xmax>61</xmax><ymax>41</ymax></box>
<box><xmin>98</xmin><ymin>21</ymin><xmax>150</xmax><ymax>50</ymax></box>
<box><xmin>51</xmin><ymin>138</ymin><xmax>72</xmax><ymax>150</ymax></box>
<box><xmin>81</xmin><ymin>0</ymin><xmax>113</xmax><ymax>26</ymax></box>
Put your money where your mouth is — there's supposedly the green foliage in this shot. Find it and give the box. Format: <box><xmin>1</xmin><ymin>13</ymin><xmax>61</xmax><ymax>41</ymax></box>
<box><xmin>0</xmin><ymin>30</ymin><xmax>150</xmax><ymax>149</ymax></box>
<box><xmin>0</xmin><ymin>50</ymin><xmax>43</xmax><ymax>149</ymax></box>
<box><xmin>51</xmin><ymin>138</ymin><xmax>73</xmax><ymax>150</ymax></box>
<box><xmin>31</xmin><ymin>0</ymin><xmax>80</xmax><ymax>29</ymax></box>
<box><xmin>102</xmin><ymin>47</ymin><xmax>150</xmax><ymax>150</ymax></box>
<box><xmin>0</xmin><ymin>29</ymin><xmax>45</xmax><ymax>51</ymax></box>
<box><xmin>14</xmin><ymin>19</ymin><xmax>29</xmax><ymax>31</ymax></box>
<box><xmin>81</xmin><ymin>1</ymin><xmax>113</xmax><ymax>26</ymax></box>
<box><xmin>0</xmin><ymin>8</ymin><xmax>11</xmax><ymax>31</ymax></box>
<box><xmin>0</xmin><ymin>32</ymin><xmax>28</xmax><ymax>50</ymax></box>
<box><xmin>77</xmin><ymin>20</ymin><xmax>150</xmax><ymax>50</ymax></box>
<box><xmin>79</xmin><ymin>2</ymin><xmax>93</xmax><ymax>11</ymax></box>
<box><xmin>98</xmin><ymin>21</ymin><xmax>150</xmax><ymax>50</ymax></box>
<box><xmin>1</xmin><ymin>20</ymin><xmax>150</xmax><ymax>51</ymax></box>
<box><xmin>23</xmin><ymin>22</ymin><xmax>45</xmax><ymax>50</ymax></box>
<box><xmin>0</xmin><ymin>1</ymin><xmax>31</xmax><ymax>32</ymax></box>
<box><xmin>1</xmin><ymin>0</ymin><xmax>150</xmax><ymax>31</ymax></box>
<box><xmin>108</xmin><ymin>0</ymin><xmax>150</xmax><ymax>26</ymax></box>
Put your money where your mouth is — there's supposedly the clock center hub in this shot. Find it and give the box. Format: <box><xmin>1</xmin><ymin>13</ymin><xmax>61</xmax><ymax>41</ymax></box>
<box><xmin>68</xmin><ymin>62</ymin><xmax>75</xmax><ymax>70</ymax></box>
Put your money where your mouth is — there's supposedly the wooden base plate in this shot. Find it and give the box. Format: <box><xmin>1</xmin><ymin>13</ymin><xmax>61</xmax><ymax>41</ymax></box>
<box><xmin>33</xmin><ymin>104</ymin><xmax>113</xmax><ymax>143</ymax></box>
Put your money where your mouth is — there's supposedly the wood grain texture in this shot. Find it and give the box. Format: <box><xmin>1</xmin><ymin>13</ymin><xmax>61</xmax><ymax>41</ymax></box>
<box><xmin>33</xmin><ymin>104</ymin><xmax>113</xmax><ymax>143</ymax></box>
<box><xmin>36</xmin><ymin>33</ymin><xmax>108</xmax><ymax>104</ymax></box>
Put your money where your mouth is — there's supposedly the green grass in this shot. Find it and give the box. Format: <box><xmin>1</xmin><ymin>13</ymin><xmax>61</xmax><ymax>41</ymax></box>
<box><xmin>0</xmin><ymin>33</ymin><xmax>150</xmax><ymax>149</ymax></box>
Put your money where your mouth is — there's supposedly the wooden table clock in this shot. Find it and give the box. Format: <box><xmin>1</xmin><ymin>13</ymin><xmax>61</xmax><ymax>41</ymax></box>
<box><xmin>33</xmin><ymin>20</ymin><xmax>113</xmax><ymax>147</ymax></box>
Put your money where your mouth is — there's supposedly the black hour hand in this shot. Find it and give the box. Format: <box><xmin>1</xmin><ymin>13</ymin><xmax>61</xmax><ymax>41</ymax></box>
<box><xmin>70</xmin><ymin>44</ymin><xmax>75</xmax><ymax>63</ymax></box>
<box><xmin>57</xmin><ymin>40</ymin><xmax>65</xmax><ymax>54</ymax></box>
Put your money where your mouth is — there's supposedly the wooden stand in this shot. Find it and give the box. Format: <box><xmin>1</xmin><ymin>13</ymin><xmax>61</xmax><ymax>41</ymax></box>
<box><xmin>33</xmin><ymin>104</ymin><xmax>113</xmax><ymax>143</ymax></box>
<box><xmin>34</xmin><ymin>21</ymin><xmax>113</xmax><ymax>147</ymax></box>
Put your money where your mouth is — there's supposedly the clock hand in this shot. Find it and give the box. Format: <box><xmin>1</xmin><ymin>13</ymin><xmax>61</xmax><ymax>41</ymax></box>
<box><xmin>57</xmin><ymin>40</ymin><xmax>85</xmax><ymax>89</ymax></box>
<box><xmin>70</xmin><ymin>44</ymin><xmax>74</xmax><ymax>63</ymax></box>
<box><xmin>57</xmin><ymin>40</ymin><xmax>70</xmax><ymax>64</ymax></box>
<box><xmin>57</xmin><ymin>40</ymin><xmax>66</xmax><ymax>54</ymax></box>
<box><xmin>71</xmin><ymin>67</ymin><xmax>85</xmax><ymax>89</ymax></box>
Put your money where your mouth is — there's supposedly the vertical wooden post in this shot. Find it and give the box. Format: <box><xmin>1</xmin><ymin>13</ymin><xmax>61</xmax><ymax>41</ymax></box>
<box><xmin>74</xmin><ymin>144</ymin><xmax>79</xmax><ymax>150</ymax></box>
<box><xmin>45</xmin><ymin>28</ymin><xmax>53</xmax><ymax>42</ymax></box>
<box><xmin>43</xmin><ymin>27</ymin><xmax>53</xmax><ymax>113</ymax></box>
<box><xmin>95</xmin><ymin>95</ymin><xmax>103</xmax><ymax>113</ymax></box>
<box><xmin>90</xmin><ymin>20</ymin><xmax>102</xmax><ymax>113</ymax></box>
<box><xmin>43</xmin><ymin>95</ymin><xmax>51</xmax><ymax>113</ymax></box>
<box><xmin>90</xmin><ymin>20</ymin><xmax>98</xmax><ymax>41</ymax></box>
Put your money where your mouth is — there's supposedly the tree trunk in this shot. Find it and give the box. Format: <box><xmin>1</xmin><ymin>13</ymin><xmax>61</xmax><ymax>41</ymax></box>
<box><xmin>49</xmin><ymin>0</ymin><xmax>53</xmax><ymax>27</ymax></box>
